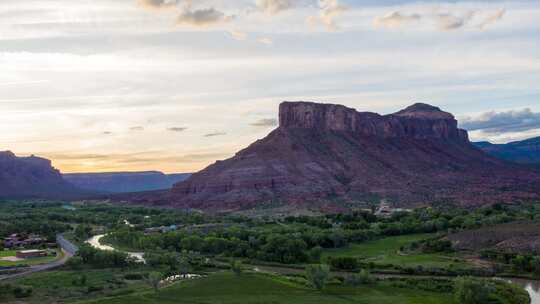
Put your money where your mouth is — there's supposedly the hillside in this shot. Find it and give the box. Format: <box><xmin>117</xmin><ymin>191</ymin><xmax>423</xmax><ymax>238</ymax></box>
<box><xmin>474</xmin><ymin>137</ymin><xmax>540</xmax><ymax>165</ymax></box>
<box><xmin>0</xmin><ymin>151</ymin><xmax>89</xmax><ymax>199</ymax></box>
<box><xmin>162</xmin><ymin>101</ymin><xmax>540</xmax><ymax>211</ymax></box>
<box><xmin>64</xmin><ymin>171</ymin><xmax>191</xmax><ymax>193</ymax></box>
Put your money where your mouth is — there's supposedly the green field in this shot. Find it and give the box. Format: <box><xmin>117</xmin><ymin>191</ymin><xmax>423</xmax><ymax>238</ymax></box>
<box><xmin>0</xmin><ymin>249</ymin><xmax>63</xmax><ymax>267</ymax></box>
<box><xmin>323</xmin><ymin>234</ymin><xmax>471</xmax><ymax>269</ymax></box>
<box><xmin>79</xmin><ymin>272</ymin><xmax>456</xmax><ymax>304</ymax></box>
<box><xmin>3</xmin><ymin>269</ymin><xmax>149</xmax><ymax>304</ymax></box>
<box><xmin>0</xmin><ymin>250</ymin><xmax>17</xmax><ymax>257</ymax></box>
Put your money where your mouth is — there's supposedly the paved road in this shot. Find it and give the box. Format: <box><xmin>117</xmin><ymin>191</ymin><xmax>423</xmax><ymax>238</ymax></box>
<box><xmin>0</xmin><ymin>233</ymin><xmax>78</xmax><ymax>281</ymax></box>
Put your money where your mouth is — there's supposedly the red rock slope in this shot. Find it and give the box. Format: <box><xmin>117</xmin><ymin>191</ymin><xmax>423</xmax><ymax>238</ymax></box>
<box><xmin>168</xmin><ymin>101</ymin><xmax>540</xmax><ymax>211</ymax></box>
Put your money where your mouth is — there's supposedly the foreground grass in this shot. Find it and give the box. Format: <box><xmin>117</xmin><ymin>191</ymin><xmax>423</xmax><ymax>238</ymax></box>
<box><xmin>2</xmin><ymin>269</ymin><xmax>148</xmax><ymax>304</ymax></box>
<box><xmin>0</xmin><ymin>250</ymin><xmax>17</xmax><ymax>257</ymax></box>
<box><xmin>80</xmin><ymin>272</ymin><xmax>455</xmax><ymax>304</ymax></box>
<box><xmin>323</xmin><ymin>234</ymin><xmax>471</xmax><ymax>269</ymax></box>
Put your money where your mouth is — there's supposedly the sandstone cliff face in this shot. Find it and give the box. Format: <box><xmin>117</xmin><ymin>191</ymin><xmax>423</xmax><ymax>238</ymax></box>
<box><xmin>279</xmin><ymin>102</ymin><xmax>468</xmax><ymax>141</ymax></box>
<box><xmin>0</xmin><ymin>151</ymin><xmax>86</xmax><ymax>199</ymax></box>
<box><xmin>166</xmin><ymin>101</ymin><xmax>540</xmax><ymax>211</ymax></box>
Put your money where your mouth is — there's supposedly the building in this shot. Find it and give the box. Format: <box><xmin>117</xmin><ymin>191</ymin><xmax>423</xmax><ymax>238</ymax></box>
<box><xmin>16</xmin><ymin>249</ymin><xmax>48</xmax><ymax>259</ymax></box>
<box><xmin>3</xmin><ymin>234</ymin><xmax>45</xmax><ymax>248</ymax></box>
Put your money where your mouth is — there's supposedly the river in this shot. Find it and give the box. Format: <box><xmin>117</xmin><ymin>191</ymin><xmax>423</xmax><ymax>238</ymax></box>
<box><xmin>506</xmin><ymin>278</ymin><xmax>540</xmax><ymax>304</ymax></box>
<box><xmin>85</xmin><ymin>234</ymin><xmax>145</xmax><ymax>263</ymax></box>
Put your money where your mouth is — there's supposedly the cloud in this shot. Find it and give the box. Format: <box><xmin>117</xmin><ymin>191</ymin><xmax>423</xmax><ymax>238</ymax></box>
<box><xmin>204</xmin><ymin>132</ymin><xmax>227</xmax><ymax>137</ymax></box>
<box><xmin>257</xmin><ymin>37</ymin><xmax>273</xmax><ymax>45</ymax></box>
<box><xmin>176</xmin><ymin>6</ymin><xmax>233</xmax><ymax>27</ymax></box>
<box><xmin>229</xmin><ymin>30</ymin><xmax>247</xmax><ymax>41</ymax></box>
<box><xmin>374</xmin><ymin>11</ymin><xmax>421</xmax><ymax>29</ymax></box>
<box><xmin>460</xmin><ymin>108</ymin><xmax>540</xmax><ymax>134</ymax></box>
<box><xmin>167</xmin><ymin>127</ymin><xmax>188</xmax><ymax>132</ymax></box>
<box><xmin>250</xmin><ymin>118</ymin><xmax>278</xmax><ymax>127</ymax></box>
<box><xmin>307</xmin><ymin>0</ymin><xmax>347</xmax><ymax>31</ymax></box>
<box><xmin>477</xmin><ymin>9</ymin><xmax>505</xmax><ymax>29</ymax></box>
<box><xmin>435</xmin><ymin>11</ymin><xmax>475</xmax><ymax>31</ymax></box>
<box><xmin>256</xmin><ymin>0</ymin><xmax>296</xmax><ymax>15</ymax></box>
<box><xmin>374</xmin><ymin>8</ymin><xmax>505</xmax><ymax>31</ymax></box>
<box><xmin>137</xmin><ymin>0</ymin><xmax>177</xmax><ymax>10</ymax></box>
<box><xmin>130</xmin><ymin>126</ymin><xmax>144</xmax><ymax>131</ymax></box>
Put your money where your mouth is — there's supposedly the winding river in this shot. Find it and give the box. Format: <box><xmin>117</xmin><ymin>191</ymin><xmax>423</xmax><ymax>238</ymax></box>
<box><xmin>506</xmin><ymin>278</ymin><xmax>540</xmax><ymax>304</ymax></box>
<box><xmin>85</xmin><ymin>234</ymin><xmax>145</xmax><ymax>263</ymax></box>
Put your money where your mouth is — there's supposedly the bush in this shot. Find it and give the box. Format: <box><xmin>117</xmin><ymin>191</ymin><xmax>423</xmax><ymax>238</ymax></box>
<box><xmin>13</xmin><ymin>285</ymin><xmax>33</xmax><ymax>298</ymax></box>
<box><xmin>230</xmin><ymin>259</ymin><xmax>243</xmax><ymax>276</ymax></box>
<box><xmin>454</xmin><ymin>277</ymin><xmax>492</xmax><ymax>304</ymax></box>
<box><xmin>328</xmin><ymin>256</ymin><xmax>359</xmax><ymax>270</ymax></box>
<box><xmin>124</xmin><ymin>272</ymin><xmax>145</xmax><ymax>280</ymax></box>
<box><xmin>358</xmin><ymin>269</ymin><xmax>374</xmax><ymax>284</ymax></box>
<box><xmin>305</xmin><ymin>264</ymin><xmax>330</xmax><ymax>291</ymax></box>
<box><xmin>86</xmin><ymin>285</ymin><xmax>104</xmax><ymax>293</ymax></box>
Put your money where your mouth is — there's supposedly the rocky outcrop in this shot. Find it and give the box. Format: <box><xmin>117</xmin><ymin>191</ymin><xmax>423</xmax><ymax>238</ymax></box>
<box><xmin>0</xmin><ymin>151</ymin><xmax>87</xmax><ymax>199</ymax></box>
<box><xmin>279</xmin><ymin>102</ymin><xmax>468</xmax><ymax>141</ymax></box>
<box><xmin>64</xmin><ymin>171</ymin><xmax>191</xmax><ymax>193</ymax></box>
<box><xmin>165</xmin><ymin>101</ymin><xmax>540</xmax><ymax>211</ymax></box>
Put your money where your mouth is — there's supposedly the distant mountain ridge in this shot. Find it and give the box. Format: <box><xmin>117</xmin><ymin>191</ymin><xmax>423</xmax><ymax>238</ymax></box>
<box><xmin>153</xmin><ymin>101</ymin><xmax>540</xmax><ymax>212</ymax></box>
<box><xmin>474</xmin><ymin>137</ymin><xmax>540</xmax><ymax>165</ymax></box>
<box><xmin>0</xmin><ymin>151</ymin><xmax>88</xmax><ymax>199</ymax></box>
<box><xmin>64</xmin><ymin>171</ymin><xmax>191</xmax><ymax>193</ymax></box>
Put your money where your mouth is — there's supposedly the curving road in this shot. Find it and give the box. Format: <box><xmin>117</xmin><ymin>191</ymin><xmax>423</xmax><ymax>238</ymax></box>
<box><xmin>0</xmin><ymin>233</ymin><xmax>78</xmax><ymax>281</ymax></box>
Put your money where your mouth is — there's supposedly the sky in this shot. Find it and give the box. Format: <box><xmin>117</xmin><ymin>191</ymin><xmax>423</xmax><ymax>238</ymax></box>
<box><xmin>1</xmin><ymin>0</ymin><xmax>539</xmax><ymax>173</ymax></box>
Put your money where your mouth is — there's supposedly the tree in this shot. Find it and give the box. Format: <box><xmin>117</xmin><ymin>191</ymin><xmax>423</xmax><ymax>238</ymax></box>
<box><xmin>308</xmin><ymin>246</ymin><xmax>323</xmax><ymax>263</ymax></box>
<box><xmin>454</xmin><ymin>277</ymin><xmax>492</xmax><ymax>304</ymax></box>
<box><xmin>146</xmin><ymin>272</ymin><xmax>162</xmax><ymax>293</ymax></box>
<box><xmin>305</xmin><ymin>264</ymin><xmax>330</xmax><ymax>291</ymax></box>
<box><xmin>178</xmin><ymin>256</ymin><xmax>191</xmax><ymax>278</ymax></box>
<box><xmin>230</xmin><ymin>259</ymin><xmax>242</xmax><ymax>276</ymax></box>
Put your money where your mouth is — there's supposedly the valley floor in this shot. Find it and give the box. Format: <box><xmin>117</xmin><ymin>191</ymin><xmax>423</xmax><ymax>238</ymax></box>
<box><xmin>78</xmin><ymin>272</ymin><xmax>455</xmax><ymax>304</ymax></box>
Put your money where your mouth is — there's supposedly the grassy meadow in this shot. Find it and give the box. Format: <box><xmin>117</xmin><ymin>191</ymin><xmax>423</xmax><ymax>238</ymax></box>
<box><xmin>78</xmin><ymin>272</ymin><xmax>456</xmax><ymax>304</ymax></box>
<box><xmin>322</xmin><ymin>234</ymin><xmax>471</xmax><ymax>269</ymax></box>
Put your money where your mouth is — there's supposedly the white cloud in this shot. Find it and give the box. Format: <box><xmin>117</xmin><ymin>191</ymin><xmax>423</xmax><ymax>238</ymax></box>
<box><xmin>374</xmin><ymin>11</ymin><xmax>421</xmax><ymax>29</ymax></box>
<box><xmin>373</xmin><ymin>8</ymin><xmax>505</xmax><ymax>31</ymax></box>
<box><xmin>229</xmin><ymin>30</ymin><xmax>248</xmax><ymax>40</ymax></box>
<box><xmin>477</xmin><ymin>9</ymin><xmax>506</xmax><ymax>29</ymax></box>
<box><xmin>307</xmin><ymin>0</ymin><xmax>347</xmax><ymax>31</ymax></box>
<box><xmin>176</xmin><ymin>6</ymin><xmax>233</xmax><ymax>27</ymax></box>
<box><xmin>257</xmin><ymin>37</ymin><xmax>273</xmax><ymax>45</ymax></box>
<box><xmin>256</xmin><ymin>0</ymin><xmax>296</xmax><ymax>15</ymax></box>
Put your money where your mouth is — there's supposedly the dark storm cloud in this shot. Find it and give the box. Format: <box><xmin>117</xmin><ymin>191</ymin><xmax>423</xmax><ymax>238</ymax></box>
<box><xmin>460</xmin><ymin>108</ymin><xmax>540</xmax><ymax>134</ymax></box>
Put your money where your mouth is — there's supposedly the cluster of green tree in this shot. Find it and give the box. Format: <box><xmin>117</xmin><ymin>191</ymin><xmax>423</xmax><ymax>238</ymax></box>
<box><xmin>403</xmin><ymin>238</ymin><xmax>454</xmax><ymax>254</ymax></box>
<box><xmin>68</xmin><ymin>244</ymin><xmax>136</xmax><ymax>269</ymax></box>
<box><xmin>0</xmin><ymin>200</ymin><xmax>210</xmax><ymax>240</ymax></box>
<box><xmin>481</xmin><ymin>250</ymin><xmax>540</xmax><ymax>274</ymax></box>
<box><xmin>103</xmin><ymin>224</ymin><xmax>371</xmax><ymax>264</ymax></box>
<box><xmin>98</xmin><ymin>203</ymin><xmax>540</xmax><ymax>266</ymax></box>
<box><xmin>454</xmin><ymin>277</ymin><xmax>529</xmax><ymax>304</ymax></box>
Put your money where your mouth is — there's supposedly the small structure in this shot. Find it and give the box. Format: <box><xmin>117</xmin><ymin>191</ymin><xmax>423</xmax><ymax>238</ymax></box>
<box><xmin>3</xmin><ymin>233</ymin><xmax>44</xmax><ymax>248</ymax></box>
<box><xmin>16</xmin><ymin>249</ymin><xmax>48</xmax><ymax>259</ymax></box>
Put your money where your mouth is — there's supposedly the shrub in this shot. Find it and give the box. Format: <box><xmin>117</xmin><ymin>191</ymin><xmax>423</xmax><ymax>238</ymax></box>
<box><xmin>13</xmin><ymin>285</ymin><xmax>33</xmax><ymax>298</ymax></box>
<box><xmin>328</xmin><ymin>256</ymin><xmax>359</xmax><ymax>270</ymax></box>
<box><xmin>454</xmin><ymin>277</ymin><xmax>491</xmax><ymax>304</ymax></box>
<box><xmin>305</xmin><ymin>264</ymin><xmax>330</xmax><ymax>291</ymax></box>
